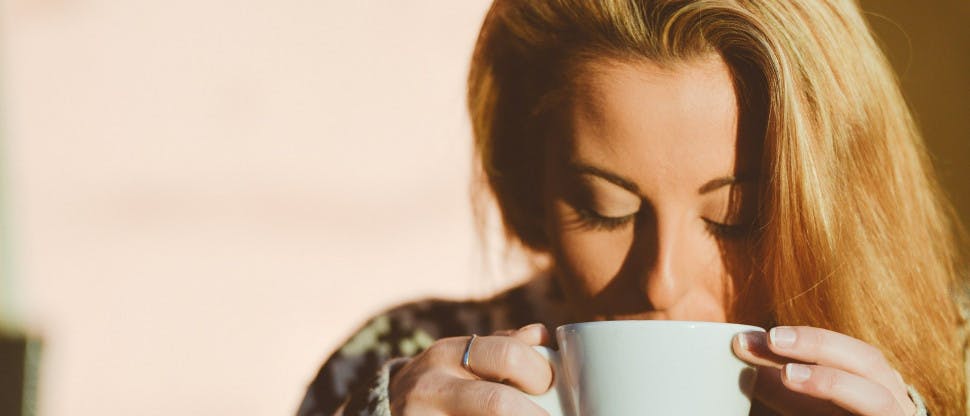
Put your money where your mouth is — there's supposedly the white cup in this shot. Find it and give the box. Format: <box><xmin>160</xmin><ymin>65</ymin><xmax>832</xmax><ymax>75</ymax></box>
<box><xmin>527</xmin><ymin>320</ymin><xmax>763</xmax><ymax>415</ymax></box>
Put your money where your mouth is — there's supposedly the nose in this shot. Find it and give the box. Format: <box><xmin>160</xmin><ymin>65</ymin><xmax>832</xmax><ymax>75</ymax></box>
<box><xmin>635</xmin><ymin>211</ymin><xmax>691</xmax><ymax>311</ymax></box>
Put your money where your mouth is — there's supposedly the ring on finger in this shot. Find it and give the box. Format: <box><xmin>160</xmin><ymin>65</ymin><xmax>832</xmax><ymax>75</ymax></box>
<box><xmin>461</xmin><ymin>334</ymin><xmax>478</xmax><ymax>374</ymax></box>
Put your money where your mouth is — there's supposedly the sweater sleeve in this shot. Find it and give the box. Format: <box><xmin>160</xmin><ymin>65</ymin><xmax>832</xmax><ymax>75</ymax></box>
<box><xmin>295</xmin><ymin>312</ymin><xmax>435</xmax><ymax>416</ymax></box>
<box><xmin>339</xmin><ymin>357</ymin><xmax>411</xmax><ymax>416</ymax></box>
<box><xmin>907</xmin><ymin>385</ymin><xmax>929</xmax><ymax>416</ymax></box>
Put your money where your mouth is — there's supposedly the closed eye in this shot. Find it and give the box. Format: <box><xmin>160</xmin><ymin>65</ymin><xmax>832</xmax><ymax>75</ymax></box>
<box><xmin>703</xmin><ymin>218</ymin><xmax>752</xmax><ymax>239</ymax></box>
<box><xmin>575</xmin><ymin>207</ymin><xmax>636</xmax><ymax>231</ymax></box>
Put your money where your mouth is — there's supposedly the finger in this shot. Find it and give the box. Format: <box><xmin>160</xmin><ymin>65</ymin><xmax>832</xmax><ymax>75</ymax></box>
<box><xmin>443</xmin><ymin>379</ymin><xmax>549</xmax><ymax>416</ymax></box>
<box><xmin>491</xmin><ymin>329</ymin><xmax>516</xmax><ymax>337</ymax></box>
<box><xmin>737</xmin><ymin>328</ymin><xmax>914</xmax><ymax>414</ymax></box>
<box><xmin>782</xmin><ymin>363</ymin><xmax>907</xmax><ymax>416</ymax></box>
<box><xmin>766</xmin><ymin>327</ymin><xmax>907</xmax><ymax>403</ymax></box>
<box><xmin>458</xmin><ymin>335</ymin><xmax>554</xmax><ymax>395</ymax></box>
<box><xmin>732</xmin><ymin>331</ymin><xmax>796</xmax><ymax>369</ymax></box>
<box><xmin>749</xmin><ymin>365</ymin><xmax>843</xmax><ymax>415</ymax></box>
<box><xmin>511</xmin><ymin>323</ymin><xmax>552</xmax><ymax>347</ymax></box>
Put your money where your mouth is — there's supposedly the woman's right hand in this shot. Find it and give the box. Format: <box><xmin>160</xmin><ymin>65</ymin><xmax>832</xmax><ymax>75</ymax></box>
<box><xmin>388</xmin><ymin>323</ymin><xmax>554</xmax><ymax>415</ymax></box>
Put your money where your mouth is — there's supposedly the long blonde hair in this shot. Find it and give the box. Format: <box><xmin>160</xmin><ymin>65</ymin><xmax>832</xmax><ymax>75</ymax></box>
<box><xmin>468</xmin><ymin>0</ymin><xmax>967</xmax><ymax>413</ymax></box>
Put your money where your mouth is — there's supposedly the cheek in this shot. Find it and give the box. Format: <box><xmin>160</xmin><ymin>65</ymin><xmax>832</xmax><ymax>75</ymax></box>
<box><xmin>686</xmin><ymin>239</ymin><xmax>754</xmax><ymax>321</ymax></box>
<box><xmin>550</xmin><ymin>199</ymin><xmax>633</xmax><ymax>293</ymax></box>
<box><xmin>715</xmin><ymin>239</ymin><xmax>763</xmax><ymax>321</ymax></box>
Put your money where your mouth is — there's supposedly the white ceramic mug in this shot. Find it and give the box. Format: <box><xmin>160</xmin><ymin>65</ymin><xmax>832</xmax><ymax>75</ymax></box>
<box><xmin>527</xmin><ymin>320</ymin><xmax>764</xmax><ymax>415</ymax></box>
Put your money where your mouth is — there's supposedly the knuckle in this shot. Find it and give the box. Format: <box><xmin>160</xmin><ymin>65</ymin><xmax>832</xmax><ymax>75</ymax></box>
<box><xmin>496</xmin><ymin>339</ymin><xmax>521</xmax><ymax>368</ymax></box>
<box><xmin>481</xmin><ymin>386</ymin><xmax>516</xmax><ymax>414</ymax></box>
<box><xmin>869</xmin><ymin>386</ymin><xmax>899</xmax><ymax>414</ymax></box>
<box><xmin>858</xmin><ymin>346</ymin><xmax>888</xmax><ymax>375</ymax></box>
<box><xmin>822</xmin><ymin>370</ymin><xmax>845</xmax><ymax>394</ymax></box>
<box><xmin>424</xmin><ymin>339</ymin><xmax>455</xmax><ymax>362</ymax></box>
<box><xmin>802</xmin><ymin>326</ymin><xmax>826</xmax><ymax>351</ymax></box>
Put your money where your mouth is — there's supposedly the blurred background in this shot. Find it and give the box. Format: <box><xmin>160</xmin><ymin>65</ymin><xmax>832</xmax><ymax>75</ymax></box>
<box><xmin>0</xmin><ymin>1</ymin><xmax>966</xmax><ymax>415</ymax></box>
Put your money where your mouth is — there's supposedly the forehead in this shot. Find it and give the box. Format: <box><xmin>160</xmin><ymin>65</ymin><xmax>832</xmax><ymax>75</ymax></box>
<box><xmin>563</xmin><ymin>56</ymin><xmax>742</xmax><ymax>192</ymax></box>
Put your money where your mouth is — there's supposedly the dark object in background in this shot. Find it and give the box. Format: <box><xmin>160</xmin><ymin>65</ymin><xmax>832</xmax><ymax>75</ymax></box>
<box><xmin>0</xmin><ymin>331</ymin><xmax>40</xmax><ymax>416</ymax></box>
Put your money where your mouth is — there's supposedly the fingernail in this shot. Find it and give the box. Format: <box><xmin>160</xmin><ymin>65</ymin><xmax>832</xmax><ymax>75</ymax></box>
<box><xmin>770</xmin><ymin>327</ymin><xmax>796</xmax><ymax>349</ymax></box>
<box><xmin>785</xmin><ymin>363</ymin><xmax>811</xmax><ymax>383</ymax></box>
<box><xmin>735</xmin><ymin>333</ymin><xmax>748</xmax><ymax>350</ymax></box>
<box><xmin>736</xmin><ymin>332</ymin><xmax>763</xmax><ymax>351</ymax></box>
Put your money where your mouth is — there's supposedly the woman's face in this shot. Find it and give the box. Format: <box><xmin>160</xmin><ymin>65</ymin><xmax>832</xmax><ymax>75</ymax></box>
<box><xmin>543</xmin><ymin>55</ymin><xmax>760</xmax><ymax>324</ymax></box>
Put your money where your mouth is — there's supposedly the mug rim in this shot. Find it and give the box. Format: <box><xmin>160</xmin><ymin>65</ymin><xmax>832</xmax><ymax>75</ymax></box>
<box><xmin>556</xmin><ymin>320</ymin><xmax>765</xmax><ymax>333</ymax></box>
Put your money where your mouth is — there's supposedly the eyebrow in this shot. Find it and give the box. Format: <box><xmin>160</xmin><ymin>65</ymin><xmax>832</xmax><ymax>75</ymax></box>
<box><xmin>697</xmin><ymin>175</ymin><xmax>750</xmax><ymax>195</ymax></box>
<box><xmin>569</xmin><ymin>163</ymin><xmax>641</xmax><ymax>194</ymax></box>
<box><xmin>569</xmin><ymin>162</ymin><xmax>750</xmax><ymax>196</ymax></box>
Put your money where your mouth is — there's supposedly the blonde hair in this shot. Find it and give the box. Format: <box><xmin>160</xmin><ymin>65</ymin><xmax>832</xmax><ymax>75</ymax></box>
<box><xmin>468</xmin><ymin>0</ymin><xmax>967</xmax><ymax>413</ymax></box>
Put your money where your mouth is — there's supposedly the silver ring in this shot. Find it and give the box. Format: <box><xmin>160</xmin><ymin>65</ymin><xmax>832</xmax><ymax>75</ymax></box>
<box><xmin>461</xmin><ymin>334</ymin><xmax>478</xmax><ymax>373</ymax></box>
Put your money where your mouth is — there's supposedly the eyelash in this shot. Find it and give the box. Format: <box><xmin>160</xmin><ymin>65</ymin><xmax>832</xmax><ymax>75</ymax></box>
<box><xmin>574</xmin><ymin>207</ymin><xmax>751</xmax><ymax>239</ymax></box>
<box><xmin>702</xmin><ymin>219</ymin><xmax>752</xmax><ymax>239</ymax></box>
<box><xmin>574</xmin><ymin>208</ymin><xmax>635</xmax><ymax>231</ymax></box>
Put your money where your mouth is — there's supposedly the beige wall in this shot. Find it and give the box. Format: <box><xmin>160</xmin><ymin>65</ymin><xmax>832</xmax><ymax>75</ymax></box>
<box><xmin>1</xmin><ymin>1</ymin><xmax>503</xmax><ymax>415</ymax></box>
<box><xmin>1</xmin><ymin>1</ymin><xmax>966</xmax><ymax>415</ymax></box>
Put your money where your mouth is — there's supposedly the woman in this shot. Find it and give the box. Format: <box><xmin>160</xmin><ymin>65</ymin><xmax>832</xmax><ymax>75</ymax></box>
<box><xmin>298</xmin><ymin>0</ymin><xmax>967</xmax><ymax>414</ymax></box>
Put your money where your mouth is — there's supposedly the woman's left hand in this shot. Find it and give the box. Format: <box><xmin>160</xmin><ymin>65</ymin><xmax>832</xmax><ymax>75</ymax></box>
<box><xmin>732</xmin><ymin>326</ymin><xmax>917</xmax><ymax>415</ymax></box>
